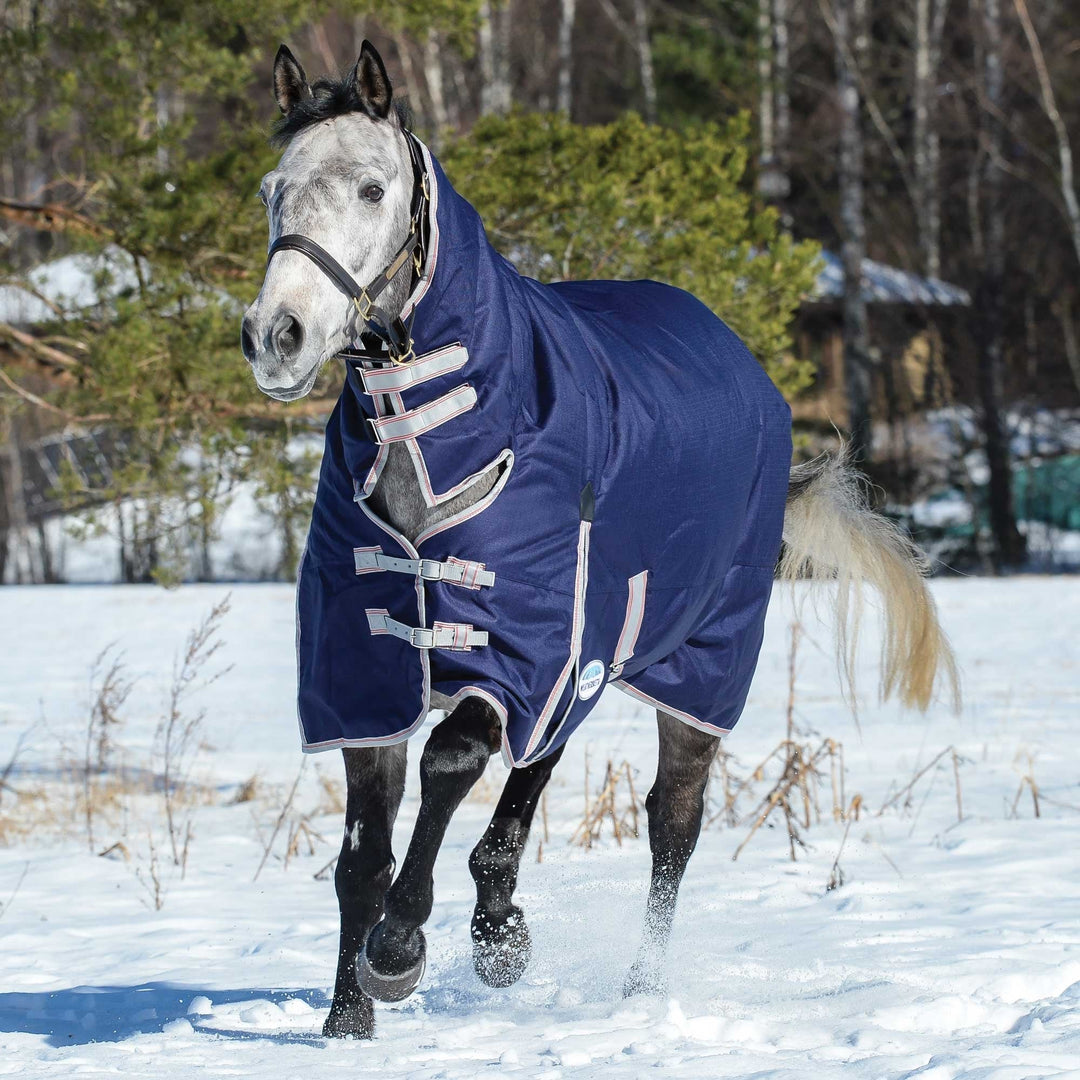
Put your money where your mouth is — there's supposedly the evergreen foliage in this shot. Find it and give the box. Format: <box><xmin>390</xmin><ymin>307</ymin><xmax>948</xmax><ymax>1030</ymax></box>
<box><xmin>442</xmin><ymin>110</ymin><xmax>818</xmax><ymax>396</ymax></box>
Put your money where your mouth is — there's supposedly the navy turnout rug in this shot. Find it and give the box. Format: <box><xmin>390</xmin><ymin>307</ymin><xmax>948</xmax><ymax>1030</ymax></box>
<box><xmin>297</xmin><ymin>139</ymin><xmax>792</xmax><ymax>766</ymax></box>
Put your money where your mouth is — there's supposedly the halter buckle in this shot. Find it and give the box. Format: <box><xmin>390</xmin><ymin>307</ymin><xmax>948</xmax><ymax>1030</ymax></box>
<box><xmin>352</xmin><ymin>291</ymin><xmax>374</xmax><ymax>321</ymax></box>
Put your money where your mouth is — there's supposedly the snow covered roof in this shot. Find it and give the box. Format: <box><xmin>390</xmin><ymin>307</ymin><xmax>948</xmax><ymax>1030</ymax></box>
<box><xmin>811</xmin><ymin>249</ymin><xmax>971</xmax><ymax>307</ymax></box>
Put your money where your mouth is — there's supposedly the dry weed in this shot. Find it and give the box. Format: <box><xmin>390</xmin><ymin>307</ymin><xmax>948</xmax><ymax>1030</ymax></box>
<box><xmin>568</xmin><ymin>751</ymin><xmax>642</xmax><ymax>850</ymax></box>
<box><xmin>158</xmin><ymin>595</ymin><xmax>232</xmax><ymax>869</ymax></box>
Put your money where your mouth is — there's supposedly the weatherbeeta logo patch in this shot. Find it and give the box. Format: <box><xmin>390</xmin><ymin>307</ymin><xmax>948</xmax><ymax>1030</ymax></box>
<box><xmin>577</xmin><ymin>659</ymin><xmax>605</xmax><ymax>700</ymax></box>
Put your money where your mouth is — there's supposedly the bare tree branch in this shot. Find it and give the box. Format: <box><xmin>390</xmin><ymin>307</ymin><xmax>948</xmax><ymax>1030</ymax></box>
<box><xmin>0</xmin><ymin>196</ymin><xmax>109</xmax><ymax>239</ymax></box>
<box><xmin>1011</xmin><ymin>0</ymin><xmax>1080</xmax><ymax>268</ymax></box>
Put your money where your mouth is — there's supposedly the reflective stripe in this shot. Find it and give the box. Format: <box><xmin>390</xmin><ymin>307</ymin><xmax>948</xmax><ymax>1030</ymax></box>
<box><xmin>365</xmin><ymin>609</ymin><xmax>488</xmax><ymax>651</ymax></box>
<box><xmin>359</xmin><ymin>344</ymin><xmax>468</xmax><ymax>394</ymax></box>
<box><xmin>614</xmin><ymin>680</ymin><xmax>732</xmax><ymax>738</ymax></box>
<box><xmin>354</xmin><ymin>548</ymin><xmax>494</xmax><ymax>588</ymax></box>
<box><xmin>612</xmin><ymin>570</ymin><xmax>648</xmax><ymax>671</ymax></box>
<box><xmin>521</xmin><ymin>519</ymin><xmax>592</xmax><ymax>761</ymax></box>
<box><xmin>368</xmin><ymin>384</ymin><xmax>476</xmax><ymax>444</ymax></box>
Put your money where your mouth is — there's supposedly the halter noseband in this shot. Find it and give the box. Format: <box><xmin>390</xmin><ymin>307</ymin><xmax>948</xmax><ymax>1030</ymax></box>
<box><xmin>265</xmin><ymin>130</ymin><xmax>429</xmax><ymax>366</ymax></box>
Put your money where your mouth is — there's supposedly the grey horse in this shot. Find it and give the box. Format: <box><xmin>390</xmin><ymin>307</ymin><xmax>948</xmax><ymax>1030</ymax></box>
<box><xmin>241</xmin><ymin>41</ymin><xmax>958</xmax><ymax>1040</ymax></box>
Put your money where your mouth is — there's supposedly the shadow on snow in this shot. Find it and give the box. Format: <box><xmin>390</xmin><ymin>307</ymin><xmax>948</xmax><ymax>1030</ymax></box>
<box><xmin>0</xmin><ymin>982</ymin><xmax>328</xmax><ymax>1047</ymax></box>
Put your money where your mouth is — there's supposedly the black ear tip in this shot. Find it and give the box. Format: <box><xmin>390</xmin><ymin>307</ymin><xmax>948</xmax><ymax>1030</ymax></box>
<box><xmin>275</xmin><ymin>43</ymin><xmax>292</xmax><ymax>62</ymax></box>
<box><xmin>359</xmin><ymin>39</ymin><xmax>386</xmax><ymax>69</ymax></box>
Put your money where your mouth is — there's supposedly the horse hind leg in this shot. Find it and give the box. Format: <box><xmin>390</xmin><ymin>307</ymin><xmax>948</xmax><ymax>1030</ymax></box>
<box><xmin>323</xmin><ymin>743</ymin><xmax>407</xmax><ymax>1039</ymax></box>
<box><xmin>359</xmin><ymin>695</ymin><xmax>502</xmax><ymax>1001</ymax></box>
<box><xmin>624</xmin><ymin>709</ymin><xmax>719</xmax><ymax>998</ymax></box>
<box><xmin>469</xmin><ymin>744</ymin><xmax>565</xmax><ymax>987</ymax></box>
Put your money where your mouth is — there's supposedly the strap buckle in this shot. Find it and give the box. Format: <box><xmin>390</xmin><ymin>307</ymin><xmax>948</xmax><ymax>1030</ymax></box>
<box><xmin>409</xmin><ymin>626</ymin><xmax>435</xmax><ymax>648</ymax></box>
<box><xmin>389</xmin><ymin>338</ymin><xmax>416</xmax><ymax>367</ymax></box>
<box><xmin>352</xmin><ymin>290</ymin><xmax>374</xmax><ymax>321</ymax></box>
<box><xmin>418</xmin><ymin>559</ymin><xmax>445</xmax><ymax>581</ymax></box>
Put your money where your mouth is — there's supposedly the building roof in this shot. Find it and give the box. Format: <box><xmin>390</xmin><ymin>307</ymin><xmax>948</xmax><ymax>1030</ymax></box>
<box><xmin>811</xmin><ymin>249</ymin><xmax>972</xmax><ymax>307</ymax></box>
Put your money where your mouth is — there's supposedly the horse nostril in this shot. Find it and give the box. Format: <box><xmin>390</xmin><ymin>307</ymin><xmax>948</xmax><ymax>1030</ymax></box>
<box><xmin>241</xmin><ymin>318</ymin><xmax>258</xmax><ymax>365</ymax></box>
<box><xmin>272</xmin><ymin>311</ymin><xmax>304</xmax><ymax>361</ymax></box>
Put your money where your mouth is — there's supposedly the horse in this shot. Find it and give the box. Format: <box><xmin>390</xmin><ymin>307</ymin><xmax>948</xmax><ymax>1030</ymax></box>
<box><xmin>241</xmin><ymin>41</ymin><xmax>958</xmax><ymax>1040</ymax></box>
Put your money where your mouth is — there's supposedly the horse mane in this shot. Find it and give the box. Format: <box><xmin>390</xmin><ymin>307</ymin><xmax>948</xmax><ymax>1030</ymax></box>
<box><xmin>271</xmin><ymin>72</ymin><xmax>413</xmax><ymax>148</ymax></box>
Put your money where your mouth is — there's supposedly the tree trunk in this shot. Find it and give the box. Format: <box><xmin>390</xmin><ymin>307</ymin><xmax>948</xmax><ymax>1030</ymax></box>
<box><xmin>632</xmin><ymin>0</ymin><xmax>658</xmax><ymax>123</ymax></box>
<box><xmin>914</xmin><ymin>0</ymin><xmax>949</xmax><ymax>278</ymax></box>
<box><xmin>3</xmin><ymin>414</ymin><xmax>42</xmax><ymax>583</ymax></box>
<box><xmin>975</xmin><ymin>0</ymin><xmax>1026</xmax><ymax>570</ymax></box>
<box><xmin>557</xmin><ymin>0</ymin><xmax>577</xmax><ymax>116</ymax></box>
<box><xmin>394</xmin><ymin>34</ymin><xmax>419</xmax><ymax>107</ymax></box>
<box><xmin>423</xmin><ymin>29</ymin><xmax>450</xmax><ymax>142</ymax></box>
<box><xmin>836</xmin><ymin>0</ymin><xmax>873</xmax><ymax>462</ymax></box>
<box><xmin>478</xmin><ymin>1</ymin><xmax>497</xmax><ymax>116</ymax></box>
<box><xmin>773</xmin><ymin>0</ymin><xmax>791</xmax><ymax>184</ymax></box>
<box><xmin>1056</xmin><ymin>296</ymin><xmax>1080</xmax><ymax>397</ymax></box>
<box><xmin>758</xmin><ymin>0</ymin><xmax>775</xmax><ymax>170</ymax></box>
<box><xmin>758</xmin><ymin>0</ymin><xmax>792</xmax><ymax>200</ymax></box>
<box><xmin>478</xmin><ymin>1</ymin><xmax>511</xmax><ymax>116</ymax></box>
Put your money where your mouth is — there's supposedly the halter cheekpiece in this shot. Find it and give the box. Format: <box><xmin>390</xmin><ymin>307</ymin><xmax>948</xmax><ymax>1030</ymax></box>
<box><xmin>266</xmin><ymin>129</ymin><xmax>430</xmax><ymax>366</ymax></box>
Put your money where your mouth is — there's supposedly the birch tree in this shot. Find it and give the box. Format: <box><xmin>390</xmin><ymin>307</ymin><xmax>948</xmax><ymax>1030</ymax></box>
<box><xmin>913</xmin><ymin>0</ymin><xmax>949</xmax><ymax>277</ymax></box>
<box><xmin>597</xmin><ymin>0</ymin><xmax>658</xmax><ymax>123</ymax></box>
<box><xmin>557</xmin><ymin>0</ymin><xmax>576</xmax><ymax>116</ymax></box>
<box><xmin>632</xmin><ymin>0</ymin><xmax>659</xmax><ymax>124</ymax></box>
<box><xmin>478</xmin><ymin>0</ymin><xmax>511</xmax><ymax>116</ymax></box>
<box><xmin>423</xmin><ymin>29</ymin><xmax>450</xmax><ymax>138</ymax></box>
<box><xmin>835</xmin><ymin>0</ymin><xmax>874</xmax><ymax>462</ymax></box>
<box><xmin>974</xmin><ymin>0</ymin><xmax>1025</xmax><ymax>569</ymax></box>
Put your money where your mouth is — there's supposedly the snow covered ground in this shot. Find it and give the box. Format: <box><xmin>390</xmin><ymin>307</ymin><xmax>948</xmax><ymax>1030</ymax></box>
<box><xmin>0</xmin><ymin>578</ymin><xmax>1078</xmax><ymax>1078</ymax></box>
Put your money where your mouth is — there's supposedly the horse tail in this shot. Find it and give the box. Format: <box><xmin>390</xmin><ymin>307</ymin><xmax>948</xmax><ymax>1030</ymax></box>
<box><xmin>778</xmin><ymin>448</ymin><xmax>960</xmax><ymax>713</ymax></box>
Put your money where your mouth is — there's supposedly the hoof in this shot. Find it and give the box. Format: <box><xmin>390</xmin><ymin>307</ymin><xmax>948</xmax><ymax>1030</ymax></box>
<box><xmin>357</xmin><ymin>923</ymin><xmax>427</xmax><ymax>1003</ymax></box>
<box><xmin>472</xmin><ymin>906</ymin><xmax>532</xmax><ymax>988</ymax></box>
<box><xmin>322</xmin><ymin>999</ymin><xmax>374</xmax><ymax>1039</ymax></box>
<box><xmin>622</xmin><ymin>961</ymin><xmax>668</xmax><ymax>998</ymax></box>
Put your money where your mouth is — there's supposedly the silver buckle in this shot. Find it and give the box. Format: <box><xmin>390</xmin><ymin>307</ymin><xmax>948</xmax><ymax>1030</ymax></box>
<box><xmin>418</xmin><ymin>559</ymin><xmax>444</xmax><ymax>581</ymax></box>
<box><xmin>409</xmin><ymin>627</ymin><xmax>435</xmax><ymax>648</ymax></box>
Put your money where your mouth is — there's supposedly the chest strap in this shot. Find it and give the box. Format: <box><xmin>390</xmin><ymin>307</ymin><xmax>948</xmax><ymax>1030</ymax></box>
<box><xmin>354</xmin><ymin>548</ymin><xmax>494</xmax><ymax>589</ymax></box>
<box><xmin>365</xmin><ymin>609</ymin><xmax>488</xmax><ymax>651</ymax></box>
<box><xmin>367</xmin><ymin>383</ymin><xmax>476</xmax><ymax>445</ymax></box>
<box><xmin>357</xmin><ymin>344</ymin><xmax>468</xmax><ymax>395</ymax></box>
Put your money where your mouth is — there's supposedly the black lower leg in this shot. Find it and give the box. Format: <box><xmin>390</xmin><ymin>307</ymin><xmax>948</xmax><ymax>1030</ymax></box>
<box><xmin>469</xmin><ymin>744</ymin><xmax>565</xmax><ymax>987</ymax></box>
<box><xmin>363</xmin><ymin>697</ymin><xmax>502</xmax><ymax>990</ymax></box>
<box><xmin>323</xmin><ymin>745</ymin><xmax>406</xmax><ymax>1038</ymax></box>
<box><xmin>625</xmin><ymin>711</ymin><xmax>718</xmax><ymax>997</ymax></box>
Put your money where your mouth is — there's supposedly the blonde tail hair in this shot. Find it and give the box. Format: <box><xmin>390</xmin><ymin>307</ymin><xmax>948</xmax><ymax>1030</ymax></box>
<box><xmin>779</xmin><ymin>449</ymin><xmax>960</xmax><ymax>713</ymax></box>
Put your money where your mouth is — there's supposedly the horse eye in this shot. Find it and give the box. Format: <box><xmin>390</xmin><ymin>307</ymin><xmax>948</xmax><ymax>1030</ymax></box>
<box><xmin>361</xmin><ymin>183</ymin><xmax>384</xmax><ymax>204</ymax></box>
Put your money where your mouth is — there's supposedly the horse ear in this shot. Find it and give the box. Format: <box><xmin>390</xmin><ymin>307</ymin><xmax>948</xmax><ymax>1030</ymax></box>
<box><xmin>273</xmin><ymin>44</ymin><xmax>311</xmax><ymax>114</ymax></box>
<box><xmin>352</xmin><ymin>40</ymin><xmax>393</xmax><ymax>120</ymax></box>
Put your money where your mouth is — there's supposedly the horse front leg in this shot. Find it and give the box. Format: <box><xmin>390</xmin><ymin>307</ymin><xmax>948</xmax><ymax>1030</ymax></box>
<box><xmin>323</xmin><ymin>744</ymin><xmax>407</xmax><ymax>1039</ymax></box>
<box><xmin>469</xmin><ymin>744</ymin><xmax>565</xmax><ymax>987</ymax></box>
<box><xmin>624</xmin><ymin>710</ymin><xmax>719</xmax><ymax>998</ymax></box>
<box><xmin>359</xmin><ymin>695</ymin><xmax>502</xmax><ymax>1001</ymax></box>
